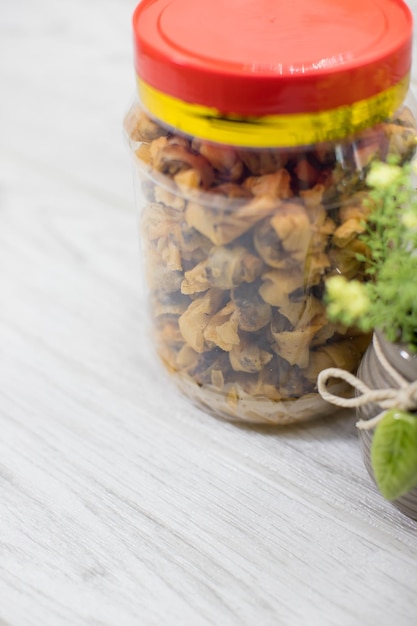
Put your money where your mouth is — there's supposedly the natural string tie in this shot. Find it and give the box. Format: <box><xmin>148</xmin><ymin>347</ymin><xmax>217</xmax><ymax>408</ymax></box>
<box><xmin>317</xmin><ymin>334</ymin><xmax>417</xmax><ymax>430</ymax></box>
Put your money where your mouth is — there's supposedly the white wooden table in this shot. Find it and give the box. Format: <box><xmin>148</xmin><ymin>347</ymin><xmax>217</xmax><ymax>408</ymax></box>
<box><xmin>1</xmin><ymin>1</ymin><xmax>417</xmax><ymax>624</ymax></box>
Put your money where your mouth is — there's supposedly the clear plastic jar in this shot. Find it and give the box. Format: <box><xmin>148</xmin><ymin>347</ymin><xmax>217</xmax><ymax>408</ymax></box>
<box><xmin>125</xmin><ymin>0</ymin><xmax>416</xmax><ymax>424</ymax></box>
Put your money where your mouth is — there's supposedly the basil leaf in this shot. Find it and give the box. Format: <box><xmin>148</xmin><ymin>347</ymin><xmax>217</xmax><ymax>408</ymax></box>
<box><xmin>371</xmin><ymin>409</ymin><xmax>417</xmax><ymax>501</ymax></box>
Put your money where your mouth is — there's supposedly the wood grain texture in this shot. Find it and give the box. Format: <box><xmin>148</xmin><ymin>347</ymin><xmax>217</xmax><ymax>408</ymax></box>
<box><xmin>1</xmin><ymin>1</ymin><xmax>417</xmax><ymax>625</ymax></box>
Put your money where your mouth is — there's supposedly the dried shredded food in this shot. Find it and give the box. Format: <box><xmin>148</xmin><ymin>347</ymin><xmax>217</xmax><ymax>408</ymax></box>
<box><xmin>125</xmin><ymin>105</ymin><xmax>417</xmax><ymax>423</ymax></box>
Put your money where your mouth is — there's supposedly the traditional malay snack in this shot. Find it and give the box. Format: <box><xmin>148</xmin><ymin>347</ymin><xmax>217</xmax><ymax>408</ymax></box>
<box><xmin>126</xmin><ymin>0</ymin><xmax>416</xmax><ymax>423</ymax></box>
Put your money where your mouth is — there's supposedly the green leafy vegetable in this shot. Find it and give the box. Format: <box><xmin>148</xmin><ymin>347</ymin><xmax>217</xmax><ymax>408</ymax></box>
<box><xmin>371</xmin><ymin>409</ymin><xmax>417</xmax><ymax>500</ymax></box>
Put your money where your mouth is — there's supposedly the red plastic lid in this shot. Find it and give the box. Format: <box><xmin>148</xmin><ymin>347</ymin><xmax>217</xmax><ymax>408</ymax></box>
<box><xmin>133</xmin><ymin>0</ymin><xmax>412</xmax><ymax>117</ymax></box>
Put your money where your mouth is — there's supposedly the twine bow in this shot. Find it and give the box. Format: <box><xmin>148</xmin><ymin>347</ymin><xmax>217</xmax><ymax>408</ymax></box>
<box><xmin>317</xmin><ymin>334</ymin><xmax>417</xmax><ymax>430</ymax></box>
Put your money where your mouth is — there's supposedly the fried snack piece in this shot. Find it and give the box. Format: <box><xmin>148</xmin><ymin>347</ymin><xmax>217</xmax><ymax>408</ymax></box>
<box><xmin>309</xmin><ymin>211</ymin><xmax>336</xmax><ymax>253</ymax></box>
<box><xmin>142</xmin><ymin>202</ymin><xmax>182</xmax><ymax>241</ymax></box>
<box><xmin>173</xmin><ymin>169</ymin><xmax>206</xmax><ymax>190</ymax></box>
<box><xmin>270</xmin><ymin>202</ymin><xmax>311</xmax><ymax>263</ymax></box>
<box><xmin>272</xmin><ymin>322</ymin><xmax>321</xmax><ymax>369</ymax></box>
<box><xmin>293</xmin><ymin>157</ymin><xmax>320</xmax><ymax>188</ymax></box>
<box><xmin>229</xmin><ymin>335</ymin><xmax>273</xmax><ymax>373</ymax></box>
<box><xmin>185</xmin><ymin>194</ymin><xmax>278</xmax><ymax>246</ymax></box>
<box><xmin>193</xmin><ymin>141</ymin><xmax>244</xmax><ymax>181</ymax></box>
<box><xmin>175</xmin><ymin>344</ymin><xmax>200</xmax><ymax>370</ymax></box>
<box><xmin>145</xmin><ymin>253</ymin><xmax>184</xmax><ymax>293</ymax></box>
<box><xmin>270</xmin><ymin>295</ymin><xmax>328</xmax><ymax>368</ymax></box>
<box><xmin>150</xmin><ymin>134</ymin><xmax>190</xmax><ymax>156</ymax></box>
<box><xmin>154</xmin><ymin>186</ymin><xmax>186</xmax><ymax>211</ymax></box>
<box><xmin>338</xmin><ymin>191</ymin><xmax>372</xmax><ymax>223</ymax></box>
<box><xmin>243</xmin><ymin>169</ymin><xmax>292</xmax><ymax>199</ymax></box>
<box><xmin>254</xmin><ymin>202</ymin><xmax>311</xmax><ymax>269</ymax></box>
<box><xmin>300</xmin><ymin>183</ymin><xmax>326</xmax><ymax>211</ymax></box>
<box><xmin>203</xmin><ymin>301</ymin><xmax>240</xmax><ymax>351</ymax></box>
<box><xmin>328</xmin><ymin>238</ymin><xmax>370</xmax><ymax>279</ymax></box>
<box><xmin>142</xmin><ymin>200</ymin><xmax>212</xmax><ymax>270</ymax></box>
<box><xmin>150</xmin><ymin>137</ymin><xmax>215</xmax><ymax>189</ymax></box>
<box><xmin>248</xmin><ymin>357</ymin><xmax>284</xmax><ymax>400</ymax></box>
<box><xmin>156</xmin><ymin>317</ymin><xmax>184</xmax><ymax>347</ymax></box>
<box><xmin>142</xmin><ymin>205</ymin><xmax>184</xmax><ymax>272</ymax></box>
<box><xmin>303</xmin><ymin>335</ymin><xmax>370</xmax><ymax>383</ymax></box>
<box><xmin>156</xmin><ymin>237</ymin><xmax>182</xmax><ymax>271</ymax></box>
<box><xmin>181</xmin><ymin>245</ymin><xmax>263</xmax><ymax>294</ymax></box>
<box><xmin>186</xmin><ymin>350</ymin><xmax>231</xmax><ymax>387</ymax></box>
<box><xmin>295</xmin><ymin>296</ymin><xmax>327</xmax><ymax>328</ymax></box>
<box><xmin>310</xmin><ymin>323</ymin><xmax>345</xmax><ymax>348</ymax></box>
<box><xmin>178</xmin><ymin>289</ymin><xmax>225</xmax><ymax>353</ymax></box>
<box><xmin>124</xmin><ymin>105</ymin><xmax>168</xmax><ymax>142</ymax></box>
<box><xmin>259</xmin><ymin>269</ymin><xmax>304</xmax><ymax>308</ymax></box>
<box><xmin>232</xmin><ymin>282</ymin><xmax>272</xmax><ymax>332</ymax></box>
<box><xmin>281</xmin><ymin>368</ymin><xmax>314</xmax><ymax>398</ymax></box>
<box><xmin>304</xmin><ymin>251</ymin><xmax>331</xmax><ymax>286</ymax></box>
<box><xmin>333</xmin><ymin>192</ymin><xmax>371</xmax><ymax>248</ymax></box>
<box><xmin>135</xmin><ymin>143</ymin><xmax>152</xmax><ymax>165</ymax></box>
<box><xmin>333</xmin><ymin>219</ymin><xmax>367</xmax><ymax>248</ymax></box>
<box><xmin>271</xmin><ymin>301</ymin><xmax>302</xmax><ymax>330</ymax></box>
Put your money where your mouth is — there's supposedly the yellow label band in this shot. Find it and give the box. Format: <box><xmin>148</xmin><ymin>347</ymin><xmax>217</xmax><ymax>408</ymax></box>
<box><xmin>137</xmin><ymin>75</ymin><xmax>409</xmax><ymax>148</ymax></box>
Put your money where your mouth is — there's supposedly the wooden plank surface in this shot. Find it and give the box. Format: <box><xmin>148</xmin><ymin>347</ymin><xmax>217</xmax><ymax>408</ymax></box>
<box><xmin>1</xmin><ymin>1</ymin><xmax>417</xmax><ymax>624</ymax></box>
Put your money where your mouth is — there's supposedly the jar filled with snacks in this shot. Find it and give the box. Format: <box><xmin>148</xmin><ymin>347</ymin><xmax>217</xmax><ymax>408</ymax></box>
<box><xmin>124</xmin><ymin>0</ymin><xmax>416</xmax><ymax>424</ymax></box>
